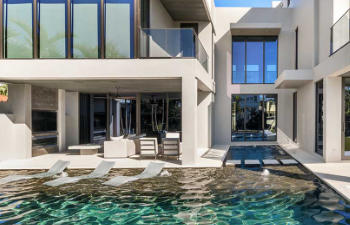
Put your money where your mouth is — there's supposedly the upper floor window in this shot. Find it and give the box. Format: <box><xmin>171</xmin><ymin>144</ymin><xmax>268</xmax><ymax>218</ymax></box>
<box><xmin>105</xmin><ymin>0</ymin><xmax>134</xmax><ymax>58</ymax></box>
<box><xmin>3</xmin><ymin>0</ymin><xmax>33</xmax><ymax>58</ymax></box>
<box><xmin>71</xmin><ymin>0</ymin><xmax>101</xmax><ymax>58</ymax></box>
<box><xmin>232</xmin><ymin>36</ymin><xmax>278</xmax><ymax>84</ymax></box>
<box><xmin>39</xmin><ymin>0</ymin><xmax>67</xmax><ymax>58</ymax></box>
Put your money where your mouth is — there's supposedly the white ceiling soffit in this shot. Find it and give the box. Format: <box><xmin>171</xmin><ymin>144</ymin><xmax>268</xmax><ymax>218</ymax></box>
<box><xmin>160</xmin><ymin>0</ymin><xmax>210</xmax><ymax>21</ymax></box>
<box><xmin>275</xmin><ymin>70</ymin><xmax>313</xmax><ymax>89</ymax></box>
<box><xmin>231</xmin><ymin>23</ymin><xmax>282</xmax><ymax>36</ymax></box>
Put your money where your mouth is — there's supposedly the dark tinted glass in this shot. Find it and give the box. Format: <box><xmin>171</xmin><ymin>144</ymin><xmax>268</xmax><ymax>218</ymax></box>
<box><xmin>32</xmin><ymin>111</ymin><xmax>57</xmax><ymax>132</ymax></box>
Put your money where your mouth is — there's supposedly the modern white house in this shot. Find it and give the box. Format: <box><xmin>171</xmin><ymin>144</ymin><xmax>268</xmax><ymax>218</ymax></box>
<box><xmin>0</xmin><ymin>0</ymin><xmax>349</xmax><ymax>165</ymax></box>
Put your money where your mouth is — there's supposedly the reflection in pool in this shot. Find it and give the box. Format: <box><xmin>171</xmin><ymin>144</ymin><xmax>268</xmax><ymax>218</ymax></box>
<box><xmin>0</xmin><ymin>164</ymin><xmax>349</xmax><ymax>224</ymax></box>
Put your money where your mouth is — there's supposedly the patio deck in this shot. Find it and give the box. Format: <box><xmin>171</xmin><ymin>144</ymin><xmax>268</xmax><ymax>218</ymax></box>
<box><xmin>281</xmin><ymin>143</ymin><xmax>350</xmax><ymax>202</ymax></box>
<box><xmin>0</xmin><ymin>145</ymin><xmax>230</xmax><ymax>170</ymax></box>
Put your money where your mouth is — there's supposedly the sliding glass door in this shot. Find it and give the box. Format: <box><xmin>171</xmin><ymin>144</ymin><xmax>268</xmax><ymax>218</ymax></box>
<box><xmin>232</xmin><ymin>94</ymin><xmax>277</xmax><ymax>142</ymax></box>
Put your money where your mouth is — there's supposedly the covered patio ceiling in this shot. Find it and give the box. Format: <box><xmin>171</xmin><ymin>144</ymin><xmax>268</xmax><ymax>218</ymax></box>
<box><xmin>160</xmin><ymin>0</ymin><xmax>211</xmax><ymax>21</ymax></box>
<box><xmin>9</xmin><ymin>79</ymin><xmax>182</xmax><ymax>94</ymax></box>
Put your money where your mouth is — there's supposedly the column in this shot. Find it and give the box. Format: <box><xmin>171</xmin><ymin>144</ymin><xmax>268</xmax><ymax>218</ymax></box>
<box><xmin>182</xmin><ymin>75</ymin><xmax>198</xmax><ymax>165</ymax></box>
<box><xmin>136</xmin><ymin>93</ymin><xmax>141</xmax><ymax>135</ymax></box>
<box><xmin>324</xmin><ymin>76</ymin><xmax>342</xmax><ymax>162</ymax></box>
<box><xmin>116</xmin><ymin>100</ymin><xmax>121</xmax><ymax>136</ymax></box>
<box><xmin>58</xmin><ymin>89</ymin><xmax>66</xmax><ymax>152</ymax></box>
<box><xmin>65</xmin><ymin>91</ymin><xmax>79</xmax><ymax>146</ymax></box>
<box><xmin>106</xmin><ymin>94</ymin><xmax>111</xmax><ymax>140</ymax></box>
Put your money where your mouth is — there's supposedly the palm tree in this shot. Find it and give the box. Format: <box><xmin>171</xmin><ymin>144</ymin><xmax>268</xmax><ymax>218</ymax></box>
<box><xmin>39</xmin><ymin>27</ymin><xmax>66</xmax><ymax>58</ymax></box>
<box><xmin>6</xmin><ymin>19</ymin><xmax>33</xmax><ymax>58</ymax></box>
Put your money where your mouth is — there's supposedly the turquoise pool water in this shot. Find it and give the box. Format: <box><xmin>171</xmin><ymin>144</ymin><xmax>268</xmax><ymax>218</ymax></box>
<box><xmin>0</xmin><ymin>162</ymin><xmax>349</xmax><ymax>224</ymax></box>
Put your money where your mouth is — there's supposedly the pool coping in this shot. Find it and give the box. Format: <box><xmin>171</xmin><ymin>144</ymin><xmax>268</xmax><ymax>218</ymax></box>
<box><xmin>280</xmin><ymin>144</ymin><xmax>350</xmax><ymax>203</ymax></box>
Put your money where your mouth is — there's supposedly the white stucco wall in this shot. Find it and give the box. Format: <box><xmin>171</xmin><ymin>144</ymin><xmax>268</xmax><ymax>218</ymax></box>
<box><xmin>0</xmin><ymin>84</ymin><xmax>32</xmax><ymax>160</ymax></box>
<box><xmin>296</xmin><ymin>81</ymin><xmax>315</xmax><ymax>154</ymax></box>
<box><xmin>197</xmin><ymin>91</ymin><xmax>213</xmax><ymax>156</ymax></box>
<box><xmin>287</xmin><ymin>0</ymin><xmax>350</xmax><ymax>162</ymax></box>
<box><xmin>66</xmin><ymin>92</ymin><xmax>80</xmax><ymax>147</ymax></box>
<box><xmin>150</xmin><ymin>0</ymin><xmax>178</xmax><ymax>28</ymax></box>
<box><xmin>333</xmin><ymin>0</ymin><xmax>350</xmax><ymax>22</ymax></box>
<box><xmin>213</xmin><ymin>7</ymin><xmax>295</xmax><ymax>146</ymax></box>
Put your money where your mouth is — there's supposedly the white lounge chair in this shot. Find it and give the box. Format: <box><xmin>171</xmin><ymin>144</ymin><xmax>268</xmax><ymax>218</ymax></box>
<box><xmin>0</xmin><ymin>160</ymin><xmax>70</xmax><ymax>185</ymax></box>
<box><xmin>103</xmin><ymin>162</ymin><xmax>164</xmax><ymax>187</ymax></box>
<box><xmin>44</xmin><ymin>160</ymin><xmax>115</xmax><ymax>187</ymax></box>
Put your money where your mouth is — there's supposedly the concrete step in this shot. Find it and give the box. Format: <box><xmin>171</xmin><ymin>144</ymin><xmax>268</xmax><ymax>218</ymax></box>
<box><xmin>244</xmin><ymin>160</ymin><xmax>260</xmax><ymax>166</ymax></box>
<box><xmin>263</xmin><ymin>159</ymin><xmax>280</xmax><ymax>165</ymax></box>
<box><xmin>281</xmin><ymin>159</ymin><xmax>299</xmax><ymax>165</ymax></box>
<box><xmin>226</xmin><ymin>160</ymin><xmax>241</xmax><ymax>166</ymax></box>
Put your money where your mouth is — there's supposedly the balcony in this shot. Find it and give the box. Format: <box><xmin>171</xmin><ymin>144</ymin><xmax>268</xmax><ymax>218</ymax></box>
<box><xmin>331</xmin><ymin>9</ymin><xmax>350</xmax><ymax>55</ymax></box>
<box><xmin>139</xmin><ymin>28</ymin><xmax>208</xmax><ymax>71</ymax></box>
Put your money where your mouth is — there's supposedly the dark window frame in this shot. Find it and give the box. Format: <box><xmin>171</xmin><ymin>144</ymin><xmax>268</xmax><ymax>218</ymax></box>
<box><xmin>293</xmin><ymin>92</ymin><xmax>297</xmax><ymax>142</ymax></box>
<box><xmin>232</xmin><ymin>36</ymin><xmax>278</xmax><ymax>84</ymax></box>
<box><xmin>295</xmin><ymin>27</ymin><xmax>298</xmax><ymax>69</ymax></box>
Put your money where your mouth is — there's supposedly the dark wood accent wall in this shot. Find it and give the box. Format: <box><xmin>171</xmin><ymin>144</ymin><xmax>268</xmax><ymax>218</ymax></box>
<box><xmin>32</xmin><ymin>86</ymin><xmax>58</xmax><ymax>111</ymax></box>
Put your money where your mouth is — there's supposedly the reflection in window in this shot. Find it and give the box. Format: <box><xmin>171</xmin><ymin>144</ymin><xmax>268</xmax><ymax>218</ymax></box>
<box><xmin>72</xmin><ymin>0</ymin><xmax>100</xmax><ymax>58</ymax></box>
<box><xmin>141</xmin><ymin>94</ymin><xmax>181</xmax><ymax>140</ymax></box>
<box><xmin>32</xmin><ymin>110</ymin><xmax>57</xmax><ymax>132</ymax></box>
<box><xmin>264</xmin><ymin>94</ymin><xmax>277</xmax><ymax>141</ymax></box>
<box><xmin>105</xmin><ymin>0</ymin><xmax>133</xmax><ymax>58</ymax></box>
<box><xmin>3</xmin><ymin>0</ymin><xmax>33</xmax><ymax>58</ymax></box>
<box><xmin>246</xmin><ymin>42</ymin><xmax>263</xmax><ymax>83</ymax></box>
<box><xmin>232</xmin><ymin>94</ymin><xmax>277</xmax><ymax>142</ymax></box>
<box><xmin>265</xmin><ymin>40</ymin><xmax>278</xmax><ymax>83</ymax></box>
<box><xmin>232</xmin><ymin>41</ymin><xmax>245</xmax><ymax>83</ymax></box>
<box><xmin>232</xmin><ymin>36</ymin><xmax>278</xmax><ymax>84</ymax></box>
<box><xmin>39</xmin><ymin>0</ymin><xmax>67</xmax><ymax>58</ymax></box>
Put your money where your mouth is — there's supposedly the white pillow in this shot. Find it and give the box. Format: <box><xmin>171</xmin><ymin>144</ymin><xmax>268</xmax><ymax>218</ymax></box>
<box><xmin>110</xmin><ymin>136</ymin><xmax>124</xmax><ymax>141</ymax></box>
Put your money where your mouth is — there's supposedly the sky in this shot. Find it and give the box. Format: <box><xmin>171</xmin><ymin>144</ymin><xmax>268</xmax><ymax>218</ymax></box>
<box><xmin>215</xmin><ymin>0</ymin><xmax>275</xmax><ymax>7</ymax></box>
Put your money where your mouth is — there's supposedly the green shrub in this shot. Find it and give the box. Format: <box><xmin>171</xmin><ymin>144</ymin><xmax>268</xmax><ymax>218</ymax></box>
<box><xmin>0</xmin><ymin>84</ymin><xmax>8</xmax><ymax>96</ymax></box>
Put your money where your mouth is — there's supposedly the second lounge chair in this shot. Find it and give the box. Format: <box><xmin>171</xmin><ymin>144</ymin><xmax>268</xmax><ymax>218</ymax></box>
<box><xmin>103</xmin><ymin>162</ymin><xmax>165</xmax><ymax>187</ymax></box>
<box><xmin>0</xmin><ymin>160</ymin><xmax>70</xmax><ymax>185</ymax></box>
<box><xmin>44</xmin><ymin>160</ymin><xmax>115</xmax><ymax>187</ymax></box>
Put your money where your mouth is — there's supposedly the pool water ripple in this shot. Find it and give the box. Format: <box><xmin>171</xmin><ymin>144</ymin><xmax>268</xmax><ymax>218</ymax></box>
<box><xmin>0</xmin><ymin>166</ymin><xmax>349</xmax><ymax>224</ymax></box>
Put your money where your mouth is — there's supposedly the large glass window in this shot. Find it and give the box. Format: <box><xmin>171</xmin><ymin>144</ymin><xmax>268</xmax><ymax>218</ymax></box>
<box><xmin>232</xmin><ymin>94</ymin><xmax>277</xmax><ymax>142</ymax></box>
<box><xmin>232</xmin><ymin>41</ymin><xmax>245</xmax><ymax>83</ymax></box>
<box><xmin>3</xmin><ymin>0</ymin><xmax>33</xmax><ymax>58</ymax></box>
<box><xmin>39</xmin><ymin>0</ymin><xmax>67</xmax><ymax>58</ymax></box>
<box><xmin>265</xmin><ymin>40</ymin><xmax>278</xmax><ymax>83</ymax></box>
<box><xmin>71</xmin><ymin>0</ymin><xmax>100</xmax><ymax>58</ymax></box>
<box><xmin>232</xmin><ymin>36</ymin><xmax>278</xmax><ymax>84</ymax></box>
<box><xmin>141</xmin><ymin>93</ymin><xmax>181</xmax><ymax>140</ymax></box>
<box><xmin>105</xmin><ymin>0</ymin><xmax>133</xmax><ymax>58</ymax></box>
<box><xmin>246</xmin><ymin>42</ymin><xmax>263</xmax><ymax>83</ymax></box>
<box><xmin>315</xmin><ymin>80</ymin><xmax>323</xmax><ymax>156</ymax></box>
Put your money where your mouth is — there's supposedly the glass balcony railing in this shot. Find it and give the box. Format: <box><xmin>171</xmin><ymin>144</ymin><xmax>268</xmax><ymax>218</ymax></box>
<box><xmin>331</xmin><ymin>9</ymin><xmax>350</xmax><ymax>55</ymax></box>
<box><xmin>139</xmin><ymin>28</ymin><xmax>208</xmax><ymax>71</ymax></box>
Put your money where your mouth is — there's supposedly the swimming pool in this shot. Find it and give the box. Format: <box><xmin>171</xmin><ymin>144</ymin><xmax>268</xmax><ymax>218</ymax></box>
<box><xmin>226</xmin><ymin>145</ymin><xmax>291</xmax><ymax>161</ymax></box>
<box><xmin>0</xmin><ymin>148</ymin><xmax>349</xmax><ymax>224</ymax></box>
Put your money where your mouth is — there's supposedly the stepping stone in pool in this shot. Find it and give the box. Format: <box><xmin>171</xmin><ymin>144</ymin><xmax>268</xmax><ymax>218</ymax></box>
<box><xmin>244</xmin><ymin>160</ymin><xmax>260</xmax><ymax>166</ymax></box>
<box><xmin>281</xmin><ymin>159</ymin><xmax>299</xmax><ymax>165</ymax></box>
<box><xmin>226</xmin><ymin>160</ymin><xmax>241</xmax><ymax>166</ymax></box>
<box><xmin>263</xmin><ymin>159</ymin><xmax>280</xmax><ymax>165</ymax></box>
